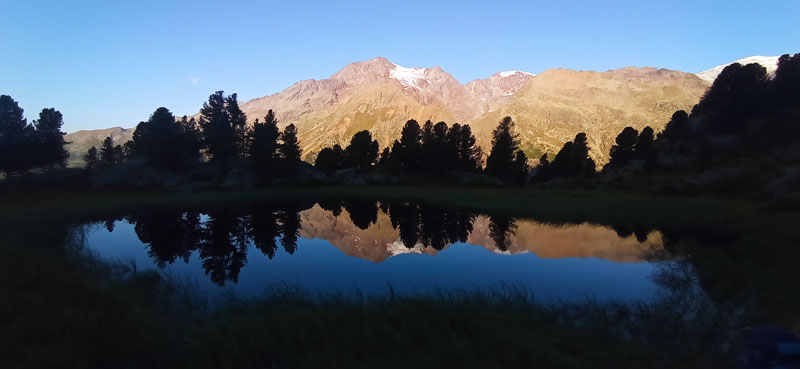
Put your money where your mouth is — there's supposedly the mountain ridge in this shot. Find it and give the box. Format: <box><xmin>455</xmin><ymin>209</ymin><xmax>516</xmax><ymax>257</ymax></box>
<box><xmin>67</xmin><ymin>55</ymin><xmax>783</xmax><ymax>166</ymax></box>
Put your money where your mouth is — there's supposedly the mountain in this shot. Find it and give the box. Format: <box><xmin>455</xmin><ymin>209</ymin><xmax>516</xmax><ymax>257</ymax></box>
<box><xmin>237</xmin><ymin>57</ymin><xmax>537</xmax><ymax>160</ymax></box>
<box><xmin>64</xmin><ymin>127</ymin><xmax>134</xmax><ymax>167</ymax></box>
<box><xmin>468</xmin><ymin>67</ymin><xmax>709</xmax><ymax>163</ymax></box>
<box><xmin>64</xmin><ymin>57</ymin><xmax>712</xmax><ymax>166</ymax></box>
<box><xmin>236</xmin><ymin>57</ymin><xmax>706</xmax><ymax>163</ymax></box>
<box><xmin>696</xmin><ymin>55</ymin><xmax>780</xmax><ymax>82</ymax></box>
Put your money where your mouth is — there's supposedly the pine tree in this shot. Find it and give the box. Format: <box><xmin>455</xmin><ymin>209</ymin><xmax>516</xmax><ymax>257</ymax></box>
<box><xmin>32</xmin><ymin>108</ymin><xmax>69</xmax><ymax>169</ymax></box>
<box><xmin>200</xmin><ymin>91</ymin><xmax>236</xmax><ymax>162</ymax></box>
<box><xmin>99</xmin><ymin>136</ymin><xmax>116</xmax><ymax>167</ymax></box>
<box><xmin>634</xmin><ymin>126</ymin><xmax>656</xmax><ymax>171</ymax></box>
<box><xmin>315</xmin><ymin>144</ymin><xmax>346</xmax><ymax>175</ymax></box>
<box><xmin>391</xmin><ymin>119</ymin><xmax>423</xmax><ymax>172</ymax></box>
<box><xmin>132</xmin><ymin>107</ymin><xmax>200</xmax><ymax>168</ymax></box>
<box><xmin>607</xmin><ymin>126</ymin><xmax>638</xmax><ymax>170</ymax></box>
<box><xmin>345</xmin><ymin>130</ymin><xmax>379</xmax><ymax>171</ymax></box>
<box><xmin>512</xmin><ymin>150</ymin><xmax>529</xmax><ymax>184</ymax></box>
<box><xmin>533</xmin><ymin>153</ymin><xmax>552</xmax><ymax>182</ymax></box>
<box><xmin>84</xmin><ymin>146</ymin><xmax>99</xmax><ymax>170</ymax></box>
<box><xmin>0</xmin><ymin>95</ymin><xmax>35</xmax><ymax>174</ymax></box>
<box><xmin>485</xmin><ymin>116</ymin><xmax>522</xmax><ymax>182</ymax></box>
<box><xmin>378</xmin><ymin>147</ymin><xmax>391</xmax><ymax>167</ymax></box>
<box><xmin>225</xmin><ymin>93</ymin><xmax>249</xmax><ymax>157</ymax></box>
<box><xmin>250</xmin><ymin>110</ymin><xmax>280</xmax><ymax>169</ymax></box>
<box><xmin>455</xmin><ymin>124</ymin><xmax>482</xmax><ymax>172</ymax></box>
<box><xmin>277</xmin><ymin>123</ymin><xmax>301</xmax><ymax>168</ymax></box>
<box><xmin>114</xmin><ymin>145</ymin><xmax>124</xmax><ymax>164</ymax></box>
<box><xmin>551</xmin><ymin>133</ymin><xmax>596</xmax><ymax>178</ymax></box>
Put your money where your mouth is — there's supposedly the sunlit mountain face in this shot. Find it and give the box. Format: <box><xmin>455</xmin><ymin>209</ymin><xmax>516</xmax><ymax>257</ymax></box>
<box><xmin>65</xmin><ymin>56</ymin><xmax>715</xmax><ymax>166</ymax></box>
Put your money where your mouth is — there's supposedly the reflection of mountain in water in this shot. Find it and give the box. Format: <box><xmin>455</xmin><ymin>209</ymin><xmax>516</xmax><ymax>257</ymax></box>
<box><xmin>299</xmin><ymin>204</ymin><xmax>660</xmax><ymax>263</ymax></box>
<box><xmin>113</xmin><ymin>200</ymin><xmax>662</xmax><ymax>286</ymax></box>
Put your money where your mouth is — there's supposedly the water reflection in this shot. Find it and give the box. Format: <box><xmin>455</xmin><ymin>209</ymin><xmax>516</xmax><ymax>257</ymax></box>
<box><xmin>85</xmin><ymin>200</ymin><xmax>665</xmax><ymax>295</ymax></box>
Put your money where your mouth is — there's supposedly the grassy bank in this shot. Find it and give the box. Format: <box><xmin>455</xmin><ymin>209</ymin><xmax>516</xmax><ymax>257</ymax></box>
<box><xmin>2</xmin><ymin>185</ymin><xmax>793</xmax><ymax>229</ymax></box>
<box><xmin>1</xmin><ymin>186</ymin><xmax>798</xmax><ymax>368</ymax></box>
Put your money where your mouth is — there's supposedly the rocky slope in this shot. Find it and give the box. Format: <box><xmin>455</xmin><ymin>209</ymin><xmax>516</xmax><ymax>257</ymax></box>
<box><xmin>468</xmin><ymin>67</ymin><xmax>710</xmax><ymax>163</ymax></box>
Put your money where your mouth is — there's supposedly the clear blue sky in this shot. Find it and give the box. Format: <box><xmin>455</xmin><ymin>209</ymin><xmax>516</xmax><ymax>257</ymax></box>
<box><xmin>1</xmin><ymin>0</ymin><xmax>798</xmax><ymax>132</ymax></box>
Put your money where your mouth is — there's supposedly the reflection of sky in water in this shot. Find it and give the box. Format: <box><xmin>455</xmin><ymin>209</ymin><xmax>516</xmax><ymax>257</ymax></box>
<box><xmin>85</xmin><ymin>220</ymin><xmax>659</xmax><ymax>302</ymax></box>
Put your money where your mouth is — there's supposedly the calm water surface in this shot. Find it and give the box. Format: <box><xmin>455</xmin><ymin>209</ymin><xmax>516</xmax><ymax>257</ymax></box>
<box><xmin>80</xmin><ymin>200</ymin><xmax>668</xmax><ymax>301</ymax></box>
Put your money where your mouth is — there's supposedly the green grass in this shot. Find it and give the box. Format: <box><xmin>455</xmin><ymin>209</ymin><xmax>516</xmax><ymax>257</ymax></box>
<box><xmin>1</xmin><ymin>185</ymin><xmax>798</xmax><ymax>368</ymax></box>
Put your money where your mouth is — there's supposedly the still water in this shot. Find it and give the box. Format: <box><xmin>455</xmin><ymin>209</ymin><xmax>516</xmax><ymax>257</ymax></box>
<box><xmin>80</xmin><ymin>200</ymin><xmax>667</xmax><ymax>301</ymax></box>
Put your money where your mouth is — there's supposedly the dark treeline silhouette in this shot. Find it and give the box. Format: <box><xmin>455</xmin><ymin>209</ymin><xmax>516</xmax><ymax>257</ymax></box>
<box><xmin>81</xmin><ymin>91</ymin><xmax>302</xmax><ymax>177</ymax></box>
<box><xmin>315</xmin><ymin>119</ymin><xmax>485</xmax><ymax>179</ymax></box>
<box><xmin>532</xmin><ymin>133</ymin><xmax>597</xmax><ymax>182</ymax></box>
<box><xmin>0</xmin><ymin>95</ymin><xmax>68</xmax><ymax>175</ymax></box>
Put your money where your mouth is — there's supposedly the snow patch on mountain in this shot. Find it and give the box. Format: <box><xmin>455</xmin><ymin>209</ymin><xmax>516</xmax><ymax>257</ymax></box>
<box><xmin>390</xmin><ymin>63</ymin><xmax>429</xmax><ymax>89</ymax></box>
<box><xmin>498</xmin><ymin>70</ymin><xmax>535</xmax><ymax>78</ymax></box>
<box><xmin>696</xmin><ymin>55</ymin><xmax>780</xmax><ymax>82</ymax></box>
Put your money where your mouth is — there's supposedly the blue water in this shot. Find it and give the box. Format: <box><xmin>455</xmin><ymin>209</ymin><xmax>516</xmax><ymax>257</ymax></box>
<box><xmin>84</xmin><ymin>219</ymin><xmax>660</xmax><ymax>301</ymax></box>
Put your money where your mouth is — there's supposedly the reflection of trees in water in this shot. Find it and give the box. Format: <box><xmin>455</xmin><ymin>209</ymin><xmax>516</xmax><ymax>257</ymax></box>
<box><xmin>384</xmin><ymin>202</ymin><xmax>475</xmax><ymax>250</ymax></box>
<box><xmin>488</xmin><ymin>215</ymin><xmax>516</xmax><ymax>251</ymax></box>
<box><xmin>278</xmin><ymin>208</ymin><xmax>301</xmax><ymax>255</ymax></box>
<box><xmin>126</xmin><ymin>205</ymin><xmax>305</xmax><ymax>286</ymax></box>
<box><xmin>611</xmin><ymin>224</ymin><xmax>653</xmax><ymax>243</ymax></box>
<box><xmin>250</xmin><ymin>206</ymin><xmax>279</xmax><ymax>259</ymax></box>
<box><xmin>342</xmin><ymin>200</ymin><xmax>378</xmax><ymax>230</ymax></box>
<box><xmin>200</xmin><ymin>210</ymin><xmax>249</xmax><ymax>285</ymax></box>
<box><xmin>131</xmin><ymin>212</ymin><xmax>202</xmax><ymax>268</ymax></box>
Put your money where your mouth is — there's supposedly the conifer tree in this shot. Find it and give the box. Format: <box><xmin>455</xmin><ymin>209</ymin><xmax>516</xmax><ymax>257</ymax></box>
<box><xmin>485</xmin><ymin>116</ymin><xmax>523</xmax><ymax>182</ymax></box>
<box><xmin>314</xmin><ymin>144</ymin><xmax>346</xmax><ymax>175</ymax></box>
<box><xmin>200</xmin><ymin>91</ymin><xmax>236</xmax><ymax>161</ymax></box>
<box><xmin>277</xmin><ymin>123</ymin><xmax>301</xmax><ymax>168</ymax></box>
<box><xmin>32</xmin><ymin>108</ymin><xmax>69</xmax><ymax>169</ymax></box>
<box><xmin>512</xmin><ymin>150</ymin><xmax>530</xmax><ymax>184</ymax></box>
<box><xmin>0</xmin><ymin>95</ymin><xmax>35</xmax><ymax>174</ymax></box>
<box><xmin>132</xmin><ymin>107</ymin><xmax>200</xmax><ymax>168</ymax></box>
<box><xmin>391</xmin><ymin>119</ymin><xmax>423</xmax><ymax>172</ymax></box>
<box><xmin>551</xmin><ymin>133</ymin><xmax>596</xmax><ymax>178</ymax></box>
<box><xmin>225</xmin><ymin>93</ymin><xmax>249</xmax><ymax>157</ymax></box>
<box><xmin>84</xmin><ymin>146</ymin><xmax>99</xmax><ymax>170</ymax></box>
<box><xmin>607</xmin><ymin>126</ymin><xmax>638</xmax><ymax>170</ymax></box>
<box><xmin>99</xmin><ymin>136</ymin><xmax>116</xmax><ymax>167</ymax></box>
<box><xmin>378</xmin><ymin>147</ymin><xmax>391</xmax><ymax>167</ymax></box>
<box><xmin>634</xmin><ymin>126</ymin><xmax>656</xmax><ymax>170</ymax></box>
<box><xmin>345</xmin><ymin>130</ymin><xmax>379</xmax><ymax>171</ymax></box>
<box><xmin>250</xmin><ymin>110</ymin><xmax>280</xmax><ymax>169</ymax></box>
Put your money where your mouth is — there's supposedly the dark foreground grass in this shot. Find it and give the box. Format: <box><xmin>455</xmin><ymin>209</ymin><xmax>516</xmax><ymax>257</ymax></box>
<box><xmin>1</xmin><ymin>186</ymin><xmax>797</xmax><ymax>368</ymax></box>
<box><xmin>1</xmin><ymin>243</ymin><xmax>739</xmax><ymax>369</ymax></box>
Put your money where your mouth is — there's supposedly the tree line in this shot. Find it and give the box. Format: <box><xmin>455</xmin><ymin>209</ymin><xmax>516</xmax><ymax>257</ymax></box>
<box><xmin>0</xmin><ymin>95</ymin><xmax>68</xmax><ymax>175</ymax></box>
<box><xmin>83</xmin><ymin>91</ymin><xmax>303</xmax><ymax>175</ymax></box>
<box><xmin>313</xmin><ymin>115</ymin><xmax>533</xmax><ymax>183</ymax></box>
